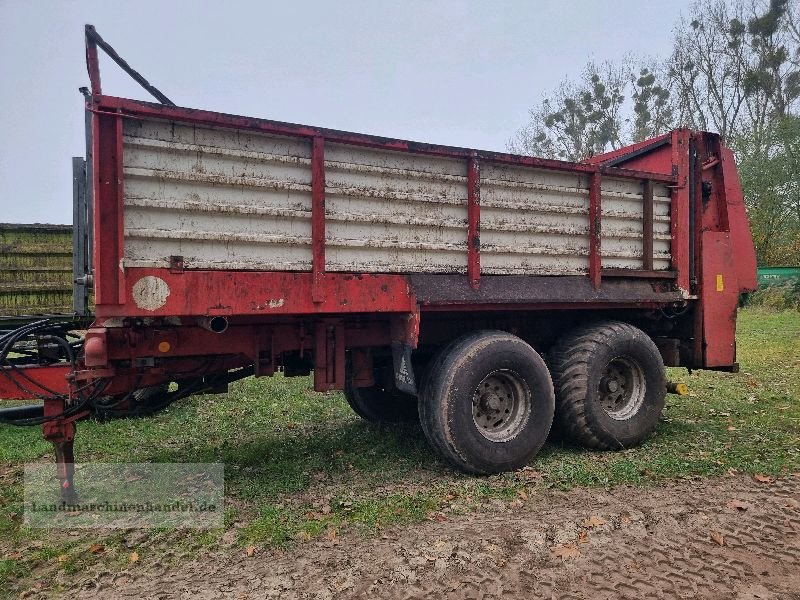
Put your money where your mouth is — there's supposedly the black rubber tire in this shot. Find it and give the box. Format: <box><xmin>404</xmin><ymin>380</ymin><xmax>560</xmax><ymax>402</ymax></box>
<box><xmin>344</xmin><ymin>363</ymin><xmax>418</xmax><ymax>423</ymax></box>
<box><xmin>549</xmin><ymin>321</ymin><xmax>666</xmax><ymax>450</ymax></box>
<box><xmin>418</xmin><ymin>331</ymin><xmax>554</xmax><ymax>474</ymax></box>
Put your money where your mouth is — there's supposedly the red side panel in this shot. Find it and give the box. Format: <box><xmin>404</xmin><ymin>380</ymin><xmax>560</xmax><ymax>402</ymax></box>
<box><xmin>700</xmin><ymin>232</ymin><xmax>739</xmax><ymax>366</ymax></box>
<box><xmin>96</xmin><ymin>268</ymin><xmax>416</xmax><ymax>318</ymax></box>
<box><xmin>719</xmin><ymin>147</ymin><xmax>757</xmax><ymax>292</ymax></box>
<box><xmin>585</xmin><ymin>132</ymin><xmax>673</xmax><ymax>172</ymax></box>
<box><xmin>695</xmin><ymin>135</ymin><xmax>758</xmax><ymax>368</ymax></box>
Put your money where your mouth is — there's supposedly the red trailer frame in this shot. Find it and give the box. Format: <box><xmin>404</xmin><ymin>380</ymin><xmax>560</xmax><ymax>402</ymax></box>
<box><xmin>0</xmin><ymin>25</ymin><xmax>757</xmax><ymax>497</ymax></box>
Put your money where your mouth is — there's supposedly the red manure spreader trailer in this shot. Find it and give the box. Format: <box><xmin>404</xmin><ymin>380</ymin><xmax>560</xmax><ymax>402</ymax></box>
<box><xmin>0</xmin><ymin>27</ymin><xmax>757</xmax><ymax>499</ymax></box>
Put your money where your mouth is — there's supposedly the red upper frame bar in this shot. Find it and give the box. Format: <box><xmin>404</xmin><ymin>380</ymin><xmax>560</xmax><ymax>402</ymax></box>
<box><xmin>89</xmin><ymin>95</ymin><xmax>678</xmax><ymax>185</ymax></box>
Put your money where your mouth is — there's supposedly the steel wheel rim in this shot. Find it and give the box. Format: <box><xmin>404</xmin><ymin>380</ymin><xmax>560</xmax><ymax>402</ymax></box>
<box><xmin>598</xmin><ymin>356</ymin><xmax>646</xmax><ymax>420</ymax></box>
<box><xmin>472</xmin><ymin>370</ymin><xmax>532</xmax><ymax>442</ymax></box>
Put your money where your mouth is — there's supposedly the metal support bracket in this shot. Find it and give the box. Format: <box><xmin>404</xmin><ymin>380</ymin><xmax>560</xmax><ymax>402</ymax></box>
<box><xmin>85</xmin><ymin>24</ymin><xmax>175</xmax><ymax>105</ymax></box>
<box><xmin>389</xmin><ymin>310</ymin><xmax>420</xmax><ymax>395</ymax></box>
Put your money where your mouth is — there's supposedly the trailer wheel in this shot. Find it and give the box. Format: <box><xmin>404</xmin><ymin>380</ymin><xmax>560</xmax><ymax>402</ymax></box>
<box><xmin>344</xmin><ymin>363</ymin><xmax>418</xmax><ymax>423</ymax></box>
<box><xmin>419</xmin><ymin>331</ymin><xmax>554</xmax><ymax>474</ymax></box>
<box><xmin>549</xmin><ymin>321</ymin><xmax>666</xmax><ymax>450</ymax></box>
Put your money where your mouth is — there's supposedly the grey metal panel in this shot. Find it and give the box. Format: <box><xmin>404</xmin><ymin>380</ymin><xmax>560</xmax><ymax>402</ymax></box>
<box><xmin>84</xmin><ymin>107</ymin><xmax>94</xmax><ymax>287</ymax></box>
<box><xmin>72</xmin><ymin>157</ymin><xmax>89</xmax><ymax>315</ymax></box>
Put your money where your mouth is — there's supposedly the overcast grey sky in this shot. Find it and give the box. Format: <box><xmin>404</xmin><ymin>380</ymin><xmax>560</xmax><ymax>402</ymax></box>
<box><xmin>0</xmin><ymin>0</ymin><xmax>692</xmax><ymax>224</ymax></box>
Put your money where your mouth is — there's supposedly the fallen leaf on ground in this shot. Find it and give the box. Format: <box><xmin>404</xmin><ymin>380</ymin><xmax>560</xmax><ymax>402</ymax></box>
<box><xmin>517</xmin><ymin>490</ymin><xmax>528</xmax><ymax>501</ymax></box>
<box><xmin>725</xmin><ymin>500</ymin><xmax>748</xmax><ymax>511</ymax></box>
<box><xmin>583</xmin><ymin>516</ymin><xmax>607</xmax><ymax>528</ymax></box>
<box><xmin>710</xmin><ymin>531</ymin><xmax>725</xmax><ymax>546</ymax></box>
<box><xmin>57</xmin><ymin>554</ymin><xmax>69</xmax><ymax>563</ymax></box>
<box><xmin>129</xmin><ymin>551</ymin><xmax>139</xmax><ymax>563</ymax></box>
<box><xmin>551</xmin><ymin>544</ymin><xmax>580</xmax><ymax>560</ymax></box>
<box><xmin>245</xmin><ymin>546</ymin><xmax>256</xmax><ymax>557</ymax></box>
<box><xmin>753</xmin><ymin>474</ymin><xmax>773</xmax><ymax>483</ymax></box>
<box><xmin>518</xmin><ymin>467</ymin><xmax>543</xmax><ymax>481</ymax></box>
<box><xmin>88</xmin><ymin>544</ymin><xmax>104</xmax><ymax>554</ymax></box>
<box><xmin>326</xmin><ymin>527</ymin><xmax>337</xmax><ymax>541</ymax></box>
<box><xmin>578</xmin><ymin>530</ymin><xmax>589</xmax><ymax>544</ymax></box>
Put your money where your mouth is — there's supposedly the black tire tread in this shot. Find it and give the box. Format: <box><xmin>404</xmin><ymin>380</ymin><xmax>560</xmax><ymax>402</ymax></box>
<box><xmin>419</xmin><ymin>330</ymin><xmax>554</xmax><ymax>474</ymax></box>
<box><xmin>418</xmin><ymin>331</ymin><xmax>499</xmax><ymax>471</ymax></box>
<box><xmin>549</xmin><ymin>321</ymin><xmax>663</xmax><ymax>450</ymax></box>
<box><xmin>344</xmin><ymin>380</ymin><xmax>418</xmax><ymax>424</ymax></box>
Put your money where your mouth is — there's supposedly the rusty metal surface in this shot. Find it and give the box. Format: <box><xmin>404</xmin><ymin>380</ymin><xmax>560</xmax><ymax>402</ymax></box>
<box><xmin>409</xmin><ymin>274</ymin><xmax>683</xmax><ymax>307</ymax></box>
<box><xmin>97</xmin><ymin>268</ymin><xmax>416</xmax><ymax>318</ymax></box>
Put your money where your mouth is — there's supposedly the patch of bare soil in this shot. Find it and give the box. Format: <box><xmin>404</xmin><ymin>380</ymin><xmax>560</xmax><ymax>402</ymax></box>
<box><xmin>72</xmin><ymin>475</ymin><xmax>800</xmax><ymax>599</ymax></box>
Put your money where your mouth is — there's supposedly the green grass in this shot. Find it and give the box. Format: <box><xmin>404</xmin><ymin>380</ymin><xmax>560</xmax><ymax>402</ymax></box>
<box><xmin>0</xmin><ymin>308</ymin><xmax>798</xmax><ymax>596</ymax></box>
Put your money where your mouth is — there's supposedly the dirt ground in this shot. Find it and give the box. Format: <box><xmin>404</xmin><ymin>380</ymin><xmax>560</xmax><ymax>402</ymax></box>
<box><xmin>70</xmin><ymin>474</ymin><xmax>798</xmax><ymax>600</ymax></box>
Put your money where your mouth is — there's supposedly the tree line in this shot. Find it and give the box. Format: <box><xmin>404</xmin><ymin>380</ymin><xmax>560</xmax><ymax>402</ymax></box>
<box><xmin>509</xmin><ymin>0</ymin><xmax>800</xmax><ymax>266</ymax></box>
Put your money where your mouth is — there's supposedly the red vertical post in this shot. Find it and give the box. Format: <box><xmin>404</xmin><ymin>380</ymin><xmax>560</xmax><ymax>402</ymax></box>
<box><xmin>92</xmin><ymin>111</ymin><xmax>123</xmax><ymax>306</ymax></box>
<box><xmin>588</xmin><ymin>171</ymin><xmax>602</xmax><ymax>289</ymax></box>
<box><xmin>467</xmin><ymin>154</ymin><xmax>481</xmax><ymax>289</ymax></box>
<box><xmin>670</xmin><ymin>130</ymin><xmax>690</xmax><ymax>293</ymax></box>
<box><xmin>311</xmin><ymin>136</ymin><xmax>326</xmax><ymax>303</ymax></box>
<box><xmin>85</xmin><ymin>26</ymin><xmax>101</xmax><ymax>95</ymax></box>
<box><xmin>114</xmin><ymin>114</ymin><xmax>126</xmax><ymax>303</ymax></box>
<box><xmin>642</xmin><ymin>179</ymin><xmax>654</xmax><ymax>271</ymax></box>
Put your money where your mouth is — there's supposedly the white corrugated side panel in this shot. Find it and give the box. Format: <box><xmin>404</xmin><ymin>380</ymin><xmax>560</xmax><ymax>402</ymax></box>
<box><xmin>601</xmin><ymin>178</ymin><xmax>672</xmax><ymax>270</ymax></box>
<box><xmin>481</xmin><ymin>164</ymin><xmax>590</xmax><ymax>275</ymax></box>
<box><xmin>325</xmin><ymin>143</ymin><xmax>468</xmax><ymax>273</ymax></box>
<box><xmin>123</xmin><ymin>119</ymin><xmax>314</xmax><ymax>271</ymax></box>
<box><xmin>121</xmin><ymin>118</ymin><xmax>672</xmax><ymax>275</ymax></box>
